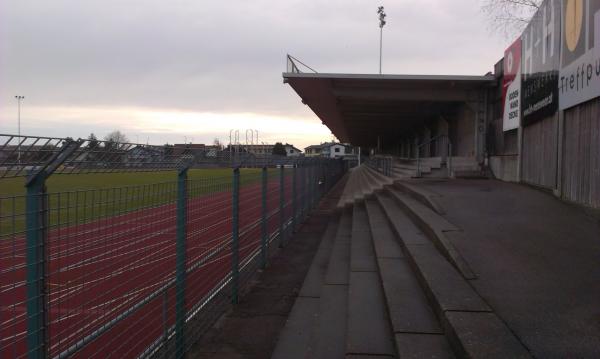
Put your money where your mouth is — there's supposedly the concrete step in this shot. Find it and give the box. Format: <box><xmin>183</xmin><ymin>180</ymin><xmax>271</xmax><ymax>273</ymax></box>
<box><xmin>271</xmin><ymin>216</ymin><xmax>340</xmax><ymax>359</ymax></box>
<box><xmin>346</xmin><ymin>202</ymin><xmax>395</xmax><ymax>357</ymax></box>
<box><xmin>363</xmin><ymin>165</ymin><xmax>394</xmax><ymax>188</ymax></box>
<box><xmin>270</xmin><ymin>297</ymin><xmax>320</xmax><ymax>359</ymax></box>
<box><xmin>338</xmin><ymin>168</ymin><xmax>360</xmax><ymax>208</ymax></box>
<box><xmin>392</xmin><ymin>168</ymin><xmax>417</xmax><ymax>178</ymax></box>
<box><xmin>311</xmin><ymin>206</ymin><xmax>352</xmax><ymax>358</ymax></box>
<box><xmin>386</xmin><ymin>187</ymin><xmax>475</xmax><ymax>280</ymax></box>
<box><xmin>375</xmin><ymin>191</ymin><xmax>532</xmax><ymax>359</ymax></box>
<box><xmin>299</xmin><ymin>215</ymin><xmax>340</xmax><ymax>297</ymax></box>
<box><xmin>393</xmin><ymin>180</ymin><xmax>445</xmax><ymax>215</ymax></box>
<box><xmin>356</xmin><ymin>167</ymin><xmax>370</xmax><ymax>201</ymax></box>
<box><xmin>350</xmin><ymin>203</ymin><xmax>378</xmax><ymax>272</ymax></box>
<box><xmin>364</xmin><ymin>199</ymin><xmax>456</xmax><ymax>358</ymax></box>
<box><xmin>394</xmin><ymin>164</ymin><xmax>431</xmax><ymax>173</ymax></box>
<box><xmin>452</xmin><ymin>169</ymin><xmax>488</xmax><ymax>179</ymax></box>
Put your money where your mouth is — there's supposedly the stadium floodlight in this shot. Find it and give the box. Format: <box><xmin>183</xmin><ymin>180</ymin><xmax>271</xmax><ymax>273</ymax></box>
<box><xmin>377</xmin><ymin>6</ymin><xmax>386</xmax><ymax>74</ymax></box>
<box><xmin>15</xmin><ymin>95</ymin><xmax>24</xmax><ymax>164</ymax></box>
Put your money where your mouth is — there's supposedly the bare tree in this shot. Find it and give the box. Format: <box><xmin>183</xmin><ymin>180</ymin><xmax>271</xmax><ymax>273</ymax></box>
<box><xmin>104</xmin><ymin>130</ymin><xmax>129</xmax><ymax>144</ymax></box>
<box><xmin>213</xmin><ymin>138</ymin><xmax>224</xmax><ymax>150</ymax></box>
<box><xmin>481</xmin><ymin>0</ymin><xmax>542</xmax><ymax>38</ymax></box>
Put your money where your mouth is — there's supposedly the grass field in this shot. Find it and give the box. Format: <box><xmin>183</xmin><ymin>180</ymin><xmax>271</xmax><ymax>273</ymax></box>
<box><xmin>0</xmin><ymin>168</ymin><xmax>270</xmax><ymax>236</ymax></box>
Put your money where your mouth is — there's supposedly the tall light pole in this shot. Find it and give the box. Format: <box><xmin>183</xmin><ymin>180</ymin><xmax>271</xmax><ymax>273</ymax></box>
<box><xmin>15</xmin><ymin>95</ymin><xmax>24</xmax><ymax>164</ymax></box>
<box><xmin>377</xmin><ymin>6</ymin><xmax>387</xmax><ymax>75</ymax></box>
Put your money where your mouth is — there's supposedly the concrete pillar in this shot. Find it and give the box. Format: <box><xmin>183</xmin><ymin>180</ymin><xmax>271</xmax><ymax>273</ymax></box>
<box><xmin>423</xmin><ymin>127</ymin><xmax>432</xmax><ymax>158</ymax></box>
<box><xmin>413</xmin><ymin>136</ymin><xmax>419</xmax><ymax>159</ymax></box>
<box><xmin>437</xmin><ymin>116</ymin><xmax>450</xmax><ymax>159</ymax></box>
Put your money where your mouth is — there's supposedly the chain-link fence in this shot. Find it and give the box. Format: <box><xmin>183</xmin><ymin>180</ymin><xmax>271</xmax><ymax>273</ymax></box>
<box><xmin>0</xmin><ymin>134</ymin><xmax>346</xmax><ymax>359</ymax></box>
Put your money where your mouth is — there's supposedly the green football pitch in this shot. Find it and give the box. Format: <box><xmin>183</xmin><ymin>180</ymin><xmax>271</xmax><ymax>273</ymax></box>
<box><xmin>0</xmin><ymin>168</ymin><xmax>269</xmax><ymax>235</ymax></box>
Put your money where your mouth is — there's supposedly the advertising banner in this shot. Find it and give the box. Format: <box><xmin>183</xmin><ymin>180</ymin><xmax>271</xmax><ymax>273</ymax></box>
<box><xmin>559</xmin><ymin>0</ymin><xmax>600</xmax><ymax>110</ymax></box>
<box><xmin>503</xmin><ymin>39</ymin><xmax>522</xmax><ymax>131</ymax></box>
<box><xmin>521</xmin><ymin>0</ymin><xmax>561</xmax><ymax>125</ymax></box>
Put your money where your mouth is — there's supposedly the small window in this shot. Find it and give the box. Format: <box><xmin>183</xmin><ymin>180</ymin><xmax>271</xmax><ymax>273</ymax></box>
<box><xmin>334</xmin><ymin>147</ymin><xmax>340</xmax><ymax>152</ymax></box>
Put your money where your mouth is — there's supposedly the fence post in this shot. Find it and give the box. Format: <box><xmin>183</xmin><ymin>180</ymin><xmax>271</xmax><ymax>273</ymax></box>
<box><xmin>162</xmin><ymin>291</ymin><xmax>169</xmax><ymax>358</ymax></box>
<box><xmin>260</xmin><ymin>166</ymin><xmax>268</xmax><ymax>269</ymax></box>
<box><xmin>311</xmin><ymin>162</ymin><xmax>317</xmax><ymax>208</ymax></box>
<box><xmin>306</xmin><ymin>161</ymin><xmax>314</xmax><ymax>210</ymax></box>
<box><xmin>279</xmin><ymin>165</ymin><xmax>285</xmax><ymax>248</ymax></box>
<box><xmin>292</xmin><ymin>163</ymin><xmax>297</xmax><ymax>233</ymax></box>
<box><xmin>25</xmin><ymin>175</ymin><xmax>48</xmax><ymax>359</ymax></box>
<box><xmin>302</xmin><ymin>163</ymin><xmax>307</xmax><ymax>218</ymax></box>
<box><xmin>448</xmin><ymin>142</ymin><xmax>453</xmax><ymax>178</ymax></box>
<box><xmin>24</xmin><ymin>138</ymin><xmax>81</xmax><ymax>359</ymax></box>
<box><xmin>231</xmin><ymin>167</ymin><xmax>240</xmax><ymax>304</ymax></box>
<box><xmin>175</xmin><ymin>166</ymin><xmax>188</xmax><ymax>359</ymax></box>
<box><xmin>416</xmin><ymin>147</ymin><xmax>421</xmax><ymax>178</ymax></box>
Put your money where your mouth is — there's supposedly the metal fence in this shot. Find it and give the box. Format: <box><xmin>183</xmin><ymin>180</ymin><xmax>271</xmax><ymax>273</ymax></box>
<box><xmin>0</xmin><ymin>134</ymin><xmax>345</xmax><ymax>359</ymax></box>
<box><xmin>366</xmin><ymin>155</ymin><xmax>393</xmax><ymax>177</ymax></box>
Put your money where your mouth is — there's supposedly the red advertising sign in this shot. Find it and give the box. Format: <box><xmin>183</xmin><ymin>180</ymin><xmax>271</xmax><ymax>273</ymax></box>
<box><xmin>502</xmin><ymin>38</ymin><xmax>521</xmax><ymax>131</ymax></box>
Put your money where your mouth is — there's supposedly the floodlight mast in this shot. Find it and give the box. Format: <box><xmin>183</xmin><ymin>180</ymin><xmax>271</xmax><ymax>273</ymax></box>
<box><xmin>15</xmin><ymin>95</ymin><xmax>24</xmax><ymax>164</ymax></box>
<box><xmin>377</xmin><ymin>6</ymin><xmax>386</xmax><ymax>75</ymax></box>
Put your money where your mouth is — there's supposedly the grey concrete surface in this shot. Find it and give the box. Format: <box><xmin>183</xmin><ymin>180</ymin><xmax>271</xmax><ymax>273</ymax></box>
<box><xmin>298</xmin><ymin>217</ymin><xmax>338</xmax><ymax>298</ymax></box>
<box><xmin>415</xmin><ymin>179</ymin><xmax>600</xmax><ymax>358</ymax></box>
<box><xmin>405</xmin><ymin>242</ymin><xmax>491</xmax><ymax>314</ymax></box>
<box><xmin>270</xmin><ymin>297</ymin><xmax>320</xmax><ymax>359</ymax></box>
<box><xmin>395</xmin><ymin>333</ymin><xmax>456</xmax><ymax>359</ymax></box>
<box><xmin>346</xmin><ymin>271</ymin><xmax>396</xmax><ymax>356</ymax></box>
<box><xmin>377</xmin><ymin>257</ymin><xmax>442</xmax><ymax>334</ymax></box>
<box><xmin>443</xmin><ymin>311</ymin><xmax>531</xmax><ymax>359</ymax></box>
<box><xmin>311</xmin><ymin>284</ymin><xmax>348</xmax><ymax>358</ymax></box>
<box><xmin>350</xmin><ymin>203</ymin><xmax>378</xmax><ymax>272</ymax></box>
<box><xmin>364</xmin><ymin>199</ymin><xmax>405</xmax><ymax>259</ymax></box>
<box><xmin>375</xmin><ymin>192</ymin><xmax>430</xmax><ymax>245</ymax></box>
<box><xmin>324</xmin><ymin>208</ymin><xmax>351</xmax><ymax>286</ymax></box>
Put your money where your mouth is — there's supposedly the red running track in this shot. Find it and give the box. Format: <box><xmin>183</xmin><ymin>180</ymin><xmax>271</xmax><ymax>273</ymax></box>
<box><xmin>0</xmin><ymin>176</ymin><xmax>295</xmax><ymax>358</ymax></box>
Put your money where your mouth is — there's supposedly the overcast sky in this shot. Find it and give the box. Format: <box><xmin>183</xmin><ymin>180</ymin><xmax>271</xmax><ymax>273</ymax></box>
<box><xmin>0</xmin><ymin>0</ymin><xmax>510</xmax><ymax>149</ymax></box>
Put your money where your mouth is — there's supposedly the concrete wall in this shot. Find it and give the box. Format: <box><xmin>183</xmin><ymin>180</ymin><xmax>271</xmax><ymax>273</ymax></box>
<box><xmin>521</xmin><ymin>115</ymin><xmax>559</xmax><ymax>190</ymax></box>
<box><xmin>562</xmin><ymin>97</ymin><xmax>600</xmax><ymax>208</ymax></box>
<box><xmin>489</xmin><ymin>155</ymin><xmax>519</xmax><ymax>182</ymax></box>
<box><xmin>452</xmin><ymin>104</ymin><xmax>476</xmax><ymax>157</ymax></box>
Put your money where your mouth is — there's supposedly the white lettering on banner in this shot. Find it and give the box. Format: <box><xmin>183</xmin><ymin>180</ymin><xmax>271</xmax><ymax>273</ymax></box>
<box><xmin>559</xmin><ymin>1</ymin><xmax>600</xmax><ymax>110</ymax></box>
<box><xmin>523</xmin><ymin>27</ymin><xmax>533</xmax><ymax>76</ymax></box>
<box><xmin>502</xmin><ymin>39</ymin><xmax>522</xmax><ymax>131</ymax></box>
<box><xmin>596</xmin><ymin>11</ymin><xmax>600</xmax><ymax>53</ymax></box>
<box><xmin>543</xmin><ymin>2</ymin><xmax>556</xmax><ymax>63</ymax></box>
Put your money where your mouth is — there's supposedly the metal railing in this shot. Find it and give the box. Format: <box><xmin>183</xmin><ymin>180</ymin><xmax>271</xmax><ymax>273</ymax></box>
<box><xmin>365</xmin><ymin>155</ymin><xmax>393</xmax><ymax>177</ymax></box>
<box><xmin>286</xmin><ymin>54</ymin><xmax>318</xmax><ymax>74</ymax></box>
<box><xmin>0</xmin><ymin>134</ymin><xmax>345</xmax><ymax>359</ymax></box>
<box><xmin>416</xmin><ymin>135</ymin><xmax>452</xmax><ymax>178</ymax></box>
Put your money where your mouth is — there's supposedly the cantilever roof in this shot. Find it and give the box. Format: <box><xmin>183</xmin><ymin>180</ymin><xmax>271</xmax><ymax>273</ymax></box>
<box><xmin>283</xmin><ymin>72</ymin><xmax>496</xmax><ymax>147</ymax></box>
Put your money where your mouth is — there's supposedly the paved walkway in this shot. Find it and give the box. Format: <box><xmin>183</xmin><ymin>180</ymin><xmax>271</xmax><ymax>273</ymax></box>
<box><xmin>414</xmin><ymin>179</ymin><xmax>600</xmax><ymax>358</ymax></box>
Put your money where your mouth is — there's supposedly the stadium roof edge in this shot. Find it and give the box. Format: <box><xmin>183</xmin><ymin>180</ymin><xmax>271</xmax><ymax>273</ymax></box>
<box><xmin>282</xmin><ymin>72</ymin><xmax>497</xmax><ymax>83</ymax></box>
<box><xmin>282</xmin><ymin>72</ymin><xmax>497</xmax><ymax>146</ymax></box>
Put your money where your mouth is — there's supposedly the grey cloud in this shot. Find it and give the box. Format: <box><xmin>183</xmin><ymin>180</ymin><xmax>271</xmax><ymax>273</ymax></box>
<box><xmin>0</xmin><ymin>0</ymin><xmax>508</xmax><ymax>118</ymax></box>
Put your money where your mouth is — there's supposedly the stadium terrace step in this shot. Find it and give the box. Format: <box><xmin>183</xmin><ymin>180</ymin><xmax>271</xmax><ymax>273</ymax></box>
<box><xmin>364</xmin><ymin>199</ymin><xmax>455</xmax><ymax>358</ymax></box>
<box><xmin>386</xmin><ymin>187</ymin><xmax>475</xmax><ymax>279</ymax></box>
<box><xmin>274</xmin><ymin>176</ymin><xmax>531</xmax><ymax>359</ymax></box>
<box><xmin>346</xmin><ymin>203</ymin><xmax>395</xmax><ymax>357</ymax></box>
<box><xmin>271</xmin><ymin>216</ymin><xmax>339</xmax><ymax>359</ymax></box>
<box><xmin>338</xmin><ymin>165</ymin><xmax>393</xmax><ymax>208</ymax></box>
<box><xmin>392</xmin><ymin>167</ymin><xmax>418</xmax><ymax>179</ymax></box>
<box><xmin>374</xmin><ymin>189</ymin><xmax>532</xmax><ymax>358</ymax></box>
<box><xmin>393</xmin><ymin>180</ymin><xmax>445</xmax><ymax>215</ymax></box>
<box><xmin>311</xmin><ymin>206</ymin><xmax>352</xmax><ymax>358</ymax></box>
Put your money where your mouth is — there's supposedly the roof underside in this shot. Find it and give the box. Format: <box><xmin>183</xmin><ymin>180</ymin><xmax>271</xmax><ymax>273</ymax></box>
<box><xmin>283</xmin><ymin>73</ymin><xmax>496</xmax><ymax>147</ymax></box>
